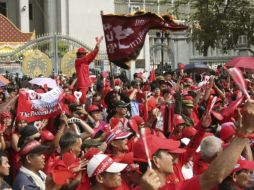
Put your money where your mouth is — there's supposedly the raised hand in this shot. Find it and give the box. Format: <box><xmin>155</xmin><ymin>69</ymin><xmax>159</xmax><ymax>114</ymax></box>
<box><xmin>201</xmin><ymin>113</ymin><xmax>212</xmax><ymax>128</ymax></box>
<box><xmin>96</xmin><ymin>36</ymin><xmax>104</xmax><ymax>47</ymax></box>
<box><xmin>140</xmin><ymin>169</ymin><xmax>161</xmax><ymax>190</ymax></box>
<box><xmin>241</xmin><ymin>100</ymin><xmax>254</xmax><ymax>134</ymax></box>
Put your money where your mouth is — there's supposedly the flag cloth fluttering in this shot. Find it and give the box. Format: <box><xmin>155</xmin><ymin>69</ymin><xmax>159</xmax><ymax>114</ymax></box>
<box><xmin>101</xmin><ymin>12</ymin><xmax>188</xmax><ymax>69</ymax></box>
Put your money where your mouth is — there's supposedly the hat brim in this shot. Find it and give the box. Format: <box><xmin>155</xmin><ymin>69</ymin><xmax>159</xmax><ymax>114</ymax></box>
<box><xmin>106</xmin><ymin>162</ymin><xmax>127</xmax><ymax>173</ymax></box>
<box><xmin>116</xmin><ymin>102</ymin><xmax>130</xmax><ymax>108</ymax></box>
<box><xmin>89</xmin><ymin>109</ymin><xmax>101</xmax><ymax>114</ymax></box>
<box><xmin>115</xmin><ymin>132</ymin><xmax>132</xmax><ymax>140</ymax></box>
<box><xmin>159</xmin><ymin>139</ymin><xmax>186</xmax><ymax>154</ymax></box>
<box><xmin>28</xmin><ymin>145</ymin><xmax>49</xmax><ymax>155</ymax></box>
<box><xmin>184</xmin><ymin>104</ymin><xmax>194</xmax><ymax>108</ymax></box>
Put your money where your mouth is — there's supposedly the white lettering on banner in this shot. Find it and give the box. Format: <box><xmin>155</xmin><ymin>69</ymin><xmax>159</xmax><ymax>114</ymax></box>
<box><xmin>20</xmin><ymin>107</ymin><xmax>59</xmax><ymax>117</ymax></box>
<box><xmin>106</xmin><ymin>31</ymin><xmax>114</xmax><ymax>42</ymax></box>
<box><xmin>135</xmin><ymin>19</ymin><xmax>145</xmax><ymax>26</ymax></box>
<box><xmin>113</xmin><ymin>25</ymin><xmax>134</xmax><ymax>49</ymax></box>
<box><xmin>103</xmin><ymin>24</ymin><xmax>112</xmax><ymax>31</ymax></box>
<box><xmin>129</xmin><ymin>30</ymin><xmax>146</xmax><ymax>48</ymax></box>
<box><xmin>28</xmin><ymin>87</ymin><xmax>63</xmax><ymax>106</ymax></box>
<box><xmin>107</xmin><ymin>43</ymin><xmax>117</xmax><ymax>54</ymax></box>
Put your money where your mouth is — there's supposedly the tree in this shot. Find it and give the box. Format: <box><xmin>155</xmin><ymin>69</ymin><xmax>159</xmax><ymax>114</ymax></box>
<box><xmin>175</xmin><ymin>0</ymin><xmax>254</xmax><ymax>56</ymax></box>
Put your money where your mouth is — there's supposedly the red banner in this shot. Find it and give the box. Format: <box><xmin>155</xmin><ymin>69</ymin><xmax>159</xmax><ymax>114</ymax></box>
<box><xmin>101</xmin><ymin>12</ymin><xmax>187</xmax><ymax>69</ymax></box>
<box><xmin>17</xmin><ymin>87</ymin><xmax>63</xmax><ymax>123</ymax></box>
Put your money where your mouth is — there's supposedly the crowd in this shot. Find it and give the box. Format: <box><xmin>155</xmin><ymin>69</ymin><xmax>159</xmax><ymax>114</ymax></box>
<box><xmin>0</xmin><ymin>38</ymin><xmax>254</xmax><ymax>190</ymax></box>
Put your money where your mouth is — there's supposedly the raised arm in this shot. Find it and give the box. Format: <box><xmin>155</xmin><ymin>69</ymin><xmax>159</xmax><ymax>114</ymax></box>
<box><xmin>200</xmin><ymin>100</ymin><xmax>254</xmax><ymax>190</ymax></box>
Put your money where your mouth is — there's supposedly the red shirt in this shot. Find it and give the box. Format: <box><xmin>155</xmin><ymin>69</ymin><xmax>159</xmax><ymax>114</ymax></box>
<box><xmin>75</xmin><ymin>48</ymin><xmax>99</xmax><ymax>89</ymax></box>
<box><xmin>160</xmin><ymin>176</ymin><xmax>200</xmax><ymax>190</ymax></box>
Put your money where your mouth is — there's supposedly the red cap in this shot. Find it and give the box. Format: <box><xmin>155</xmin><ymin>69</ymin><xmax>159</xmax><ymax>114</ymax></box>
<box><xmin>87</xmin><ymin>105</ymin><xmax>100</xmax><ymax>113</ymax></box>
<box><xmin>114</xmin><ymin>79</ymin><xmax>122</xmax><ymax>86</ymax></box>
<box><xmin>173</xmin><ymin>114</ymin><xmax>185</xmax><ymax>126</ymax></box>
<box><xmin>40</xmin><ymin>130</ymin><xmax>54</xmax><ymax>142</ymax></box>
<box><xmin>84</xmin><ymin>148</ymin><xmax>102</xmax><ymax>160</ymax></box>
<box><xmin>133</xmin><ymin>135</ymin><xmax>185</xmax><ymax>163</ymax></box>
<box><xmin>182</xmin><ymin>96</ymin><xmax>194</xmax><ymax>107</ymax></box>
<box><xmin>106</xmin><ymin>127</ymin><xmax>132</xmax><ymax>144</ymax></box>
<box><xmin>77</xmin><ymin>47</ymin><xmax>87</xmax><ymax>54</ymax></box>
<box><xmin>233</xmin><ymin>159</ymin><xmax>254</xmax><ymax>173</ymax></box>
<box><xmin>220</xmin><ymin>124</ymin><xmax>235</xmax><ymax>142</ymax></box>
<box><xmin>20</xmin><ymin>140</ymin><xmax>48</xmax><ymax>156</ymax></box>
<box><xmin>178</xmin><ymin>63</ymin><xmax>185</xmax><ymax>70</ymax></box>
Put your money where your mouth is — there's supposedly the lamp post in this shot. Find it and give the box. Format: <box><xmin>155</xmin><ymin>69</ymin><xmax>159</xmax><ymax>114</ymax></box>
<box><xmin>156</xmin><ymin>31</ymin><xmax>169</xmax><ymax>74</ymax></box>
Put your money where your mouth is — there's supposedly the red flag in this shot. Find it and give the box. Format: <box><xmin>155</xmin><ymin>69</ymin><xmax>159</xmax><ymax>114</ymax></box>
<box><xmin>101</xmin><ymin>12</ymin><xmax>187</xmax><ymax>69</ymax></box>
<box><xmin>227</xmin><ymin>67</ymin><xmax>250</xmax><ymax>99</ymax></box>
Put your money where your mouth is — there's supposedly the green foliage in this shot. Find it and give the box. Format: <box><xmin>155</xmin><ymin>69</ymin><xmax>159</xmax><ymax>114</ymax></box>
<box><xmin>175</xmin><ymin>0</ymin><xmax>254</xmax><ymax>56</ymax></box>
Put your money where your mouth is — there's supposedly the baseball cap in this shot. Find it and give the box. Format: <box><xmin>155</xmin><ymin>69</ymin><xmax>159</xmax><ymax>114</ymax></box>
<box><xmin>220</xmin><ymin>124</ymin><xmax>235</xmax><ymax>142</ymax></box>
<box><xmin>115</xmin><ymin>101</ymin><xmax>129</xmax><ymax>108</ymax></box>
<box><xmin>40</xmin><ymin>130</ymin><xmax>54</xmax><ymax>142</ymax></box>
<box><xmin>133</xmin><ymin>135</ymin><xmax>186</xmax><ymax>163</ymax></box>
<box><xmin>233</xmin><ymin>159</ymin><xmax>254</xmax><ymax>173</ymax></box>
<box><xmin>182</xmin><ymin>96</ymin><xmax>194</xmax><ymax>108</ymax></box>
<box><xmin>106</xmin><ymin>127</ymin><xmax>132</xmax><ymax>144</ymax></box>
<box><xmin>87</xmin><ymin>154</ymin><xmax>127</xmax><ymax>177</ymax></box>
<box><xmin>87</xmin><ymin>105</ymin><xmax>100</xmax><ymax>113</ymax></box>
<box><xmin>77</xmin><ymin>47</ymin><xmax>87</xmax><ymax>54</ymax></box>
<box><xmin>20</xmin><ymin>140</ymin><xmax>48</xmax><ymax>157</ymax></box>
<box><xmin>84</xmin><ymin>147</ymin><xmax>102</xmax><ymax>160</ymax></box>
<box><xmin>82</xmin><ymin>139</ymin><xmax>104</xmax><ymax>150</ymax></box>
<box><xmin>19</xmin><ymin>123</ymin><xmax>40</xmax><ymax>137</ymax></box>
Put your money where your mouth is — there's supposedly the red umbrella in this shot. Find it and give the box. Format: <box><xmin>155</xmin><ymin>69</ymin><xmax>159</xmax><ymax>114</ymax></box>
<box><xmin>225</xmin><ymin>57</ymin><xmax>254</xmax><ymax>70</ymax></box>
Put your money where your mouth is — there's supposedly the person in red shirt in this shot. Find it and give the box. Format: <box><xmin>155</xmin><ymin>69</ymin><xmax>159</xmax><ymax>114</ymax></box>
<box><xmin>138</xmin><ymin>100</ymin><xmax>254</xmax><ymax>190</ymax></box>
<box><xmin>75</xmin><ymin>36</ymin><xmax>103</xmax><ymax>104</ymax></box>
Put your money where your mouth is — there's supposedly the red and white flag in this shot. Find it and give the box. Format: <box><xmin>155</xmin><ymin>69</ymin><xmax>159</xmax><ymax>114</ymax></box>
<box><xmin>227</xmin><ymin>67</ymin><xmax>250</xmax><ymax>99</ymax></box>
<box><xmin>101</xmin><ymin>12</ymin><xmax>187</xmax><ymax>69</ymax></box>
<box><xmin>17</xmin><ymin>87</ymin><xmax>63</xmax><ymax>123</ymax></box>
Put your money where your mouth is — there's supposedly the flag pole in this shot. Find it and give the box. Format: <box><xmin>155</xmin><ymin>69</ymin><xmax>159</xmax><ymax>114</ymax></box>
<box><xmin>109</xmin><ymin>61</ymin><xmax>115</xmax><ymax>88</ymax></box>
<box><xmin>100</xmin><ymin>10</ymin><xmax>115</xmax><ymax>88</ymax></box>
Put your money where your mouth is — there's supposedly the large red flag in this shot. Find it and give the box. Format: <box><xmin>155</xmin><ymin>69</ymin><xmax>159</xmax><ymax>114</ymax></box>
<box><xmin>101</xmin><ymin>12</ymin><xmax>187</xmax><ymax>69</ymax></box>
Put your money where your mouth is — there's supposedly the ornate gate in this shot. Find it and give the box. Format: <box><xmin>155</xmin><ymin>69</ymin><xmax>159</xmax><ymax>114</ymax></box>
<box><xmin>0</xmin><ymin>34</ymin><xmax>107</xmax><ymax>77</ymax></box>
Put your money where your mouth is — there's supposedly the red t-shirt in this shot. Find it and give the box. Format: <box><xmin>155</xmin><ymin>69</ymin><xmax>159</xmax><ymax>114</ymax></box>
<box><xmin>160</xmin><ymin>176</ymin><xmax>200</xmax><ymax>190</ymax></box>
<box><xmin>75</xmin><ymin>48</ymin><xmax>99</xmax><ymax>89</ymax></box>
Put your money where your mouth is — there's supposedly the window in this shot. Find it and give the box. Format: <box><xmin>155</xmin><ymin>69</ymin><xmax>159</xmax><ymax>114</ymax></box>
<box><xmin>29</xmin><ymin>3</ymin><xmax>33</xmax><ymax>20</ymax></box>
<box><xmin>0</xmin><ymin>2</ymin><xmax>6</xmax><ymax>16</ymax></box>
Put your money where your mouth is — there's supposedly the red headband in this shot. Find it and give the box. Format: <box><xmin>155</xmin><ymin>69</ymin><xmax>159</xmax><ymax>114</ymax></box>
<box><xmin>93</xmin><ymin>156</ymin><xmax>113</xmax><ymax>177</ymax></box>
<box><xmin>20</xmin><ymin>140</ymin><xmax>41</xmax><ymax>156</ymax></box>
